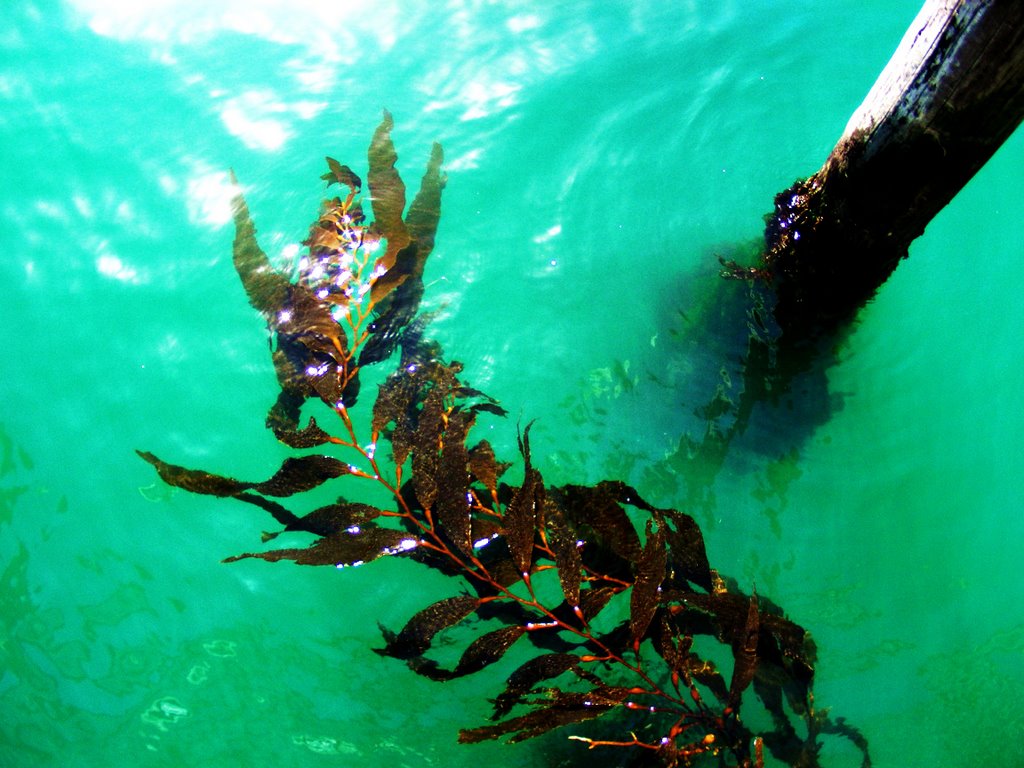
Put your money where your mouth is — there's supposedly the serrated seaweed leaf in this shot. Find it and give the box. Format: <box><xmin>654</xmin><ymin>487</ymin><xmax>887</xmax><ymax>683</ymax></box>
<box><xmin>460</xmin><ymin>688</ymin><xmax>631</xmax><ymax>744</ymax></box>
<box><xmin>403</xmin><ymin>141</ymin><xmax>445</xmax><ymax>272</ymax></box>
<box><xmin>368</xmin><ymin>249</ymin><xmax>415</xmax><ymax>307</ymax></box>
<box><xmin>379</xmin><ymin>595</ymin><xmax>480</xmax><ymax>660</ymax></box>
<box><xmin>657</xmin><ymin>508</ymin><xmax>713</xmax><ymax>593</ymax></box>
<box><xmin>253</xmin><ymin>455</ymin><xmax>351</xmax><ymax>496</ymax></box>
<box><xmin>467</xmin><ymin>440</ymin><xmax>501</xmax><ymax>495</ymax></box>
<box><xmin>270</xmin><ymin>347</ymin><xmax>316</xmax><ymax>398</ymax></box>
<box><xmin>231</xmin><ymin>186</ymin><xmax>348</xmax><ymax>375</ymax></box>
<box><xmin>554</xmin><ymin>483</ymin><xmax>642</xmax><ymax>569</ymax></box>
<box><xmin>288</xmin><ymin>285</ymin><xmax>346</xmax><ymax>343</ymax></box>
<box><xmin>652</xmin><ymin>614</ymin><xmax>685</xmax><ymax>671</ymax></box>
<box><xmin>666</xmin><ymin>591</ymin><xmax>745</xmax><ymax>640</ymax></box>
<box><xmin>411</xmin><ymin>385</ymin><xmax>445</xmax><ymax>511</ymax></box>
<box><xmin>759</xmin><ymin>612</ymin><xmax>815</xmax><ymax>699</ymax></box>
<box><xmin>469</xmin><ymin>402</ymin><xmax>508</xmax><ymax>418</ymax></box>
<box><xmin>366</xmin><ymin>110</ymin><xmax>411</xmax><ymax>273</ymax></box>
<box><xmin>666</xmin><ymin>589</ymin><xmax>811</xmax><ymax>714</ymax></box>
<box><xmin>630</xmin><ymin>520</ymin><xmax>667</xmax><ymax>649</ymax></box>
<box><xmin>372</xmin><ymin>369</ymin><xmax>422</xmax><ymax>465</ymax></box>
<box><xmin>363</xmin><ymin>139</ymin><xmax>444</xmax><ymax>322</ymax></box>
<box><xmin>436</xmin><ymin>410</ymin><xmax>474</xmax><ymax>556</ymax></box>
<box><xmin>357</xmin><ymin>286</ymin><xmax>422</xmax><ymax>367</ymax></box>
<box><xmin>136</xmin><ymin>450</ymin><xmax>253</xmax><ymax>496</ymax></box>
<box><xmin>728</xmin><ymin>593</ymin><xmax>760</xmax><ymax>709</ymax></box>
<box><xmin>230</xmin><ymin>182</ymin><xmax>290</xmax><ymax>317</ymax></box>
<box><xmin>579</xmin><ymin>585</ymin><xmax>619</xmax><ymax>622</ymax></box>
<box><xmin>467</xmin><ymin>542</ymin><xmax>523</xmax><ymax>591</ymax></box>
<box><xmin>266</xmin><ymin>501</ymin><xmax>384</xmax><ymax>540</ymax></box>
<box><xmin>266</xmin><ymin>388</ymin><xmax>333</xmax><ymax>448</ymax></box>
<box><xmin>501</xmin><ymin>423</ymin><xmax>543</xmax><ymax>576</ymax></box>
<box><xmin>223</xmin><ymin>524</ymin><xmax>415</xmax><ymax>567</ymax></box>
<box><xmin>492</xmin><ymin>653</ymin><xmax>594</xmax><ymax>719</ymax></box>
<box><xmin>271</xmin><ymin>310</ymin><xmax>349</xmax><ymax>413</ymax></box>
<box><xmin>505</xmin><ymin>469</ymin><xmax>542</xmax><ymax>576</ymax></box>
<box><xmin>371</xmin><ymin>372</ymin><xmax>413</xmax><ymax>434</ymax></box>
<box><xmin>451</xmin><ymin>624</ymin><xmax>526</xmax><ymax>677</ymax></box>
<box><xmin>544</xmin><ymin>499</ymin><xmax>583</xmax><ymax>607</ymax></box>
<box><xmin>691</xmin><ymin>657</ymin><xmax>730</xmax><ymax>704</ymax></box>
<box><xmin>360</xmin><ymin>200</ymin><xmax>442</xmax><ymax>365</ymax></box>
<box><xmin>136</xmin><ymin>452</ymin><xmax>349</xmax><ymax>498</ymax></box>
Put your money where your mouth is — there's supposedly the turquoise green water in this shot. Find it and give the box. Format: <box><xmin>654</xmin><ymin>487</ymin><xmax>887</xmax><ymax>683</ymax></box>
<box><xmin>3</xmin><ymin>1</ymin><xmax>1023</xmax><ymax>766</ymax></box>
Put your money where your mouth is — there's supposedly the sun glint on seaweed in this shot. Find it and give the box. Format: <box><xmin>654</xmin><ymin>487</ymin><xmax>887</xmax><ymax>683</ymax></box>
<box><xmin>139</xmin><ymin>113</ymin><xmax>868</xmax><ymax>768</ymax></box>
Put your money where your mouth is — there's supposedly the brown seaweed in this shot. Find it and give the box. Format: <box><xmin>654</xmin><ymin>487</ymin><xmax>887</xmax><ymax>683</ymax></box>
<box><xmin>139</xmin><ymin>115</ymin><xmax>869</xmax><ymax>768</ymax></box>
<box><xmin>223</xmin><ymin>524</ymin><xmax>414</xmax><ymax>567</ymax></box>
<box><xmin>379</xmin><ymin>595</ymin><xmax>481</xmax><ymax>659</ymax></box>
<box><xmin>629</xmin><ymin>520</ymin><xmax>667</xmax><ymax>651</ymax></box>
<box><xmin>136</xmin><ymin>451</ymin><xmax>350</xmax><ymax>497</ymax></box>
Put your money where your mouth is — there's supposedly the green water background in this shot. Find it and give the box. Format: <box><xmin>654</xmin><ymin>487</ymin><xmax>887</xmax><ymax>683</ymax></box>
<box><xmin>2</xmin><ymin>1</ymin><xmax>1023</xmax><ymax>766</ymax></box>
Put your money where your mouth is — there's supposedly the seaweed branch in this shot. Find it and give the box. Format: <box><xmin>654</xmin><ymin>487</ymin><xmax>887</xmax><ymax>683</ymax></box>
<box><xmin>139</xmin><ymin>113</ymin><xmax>869</xmax><ymax>768</ymax></box>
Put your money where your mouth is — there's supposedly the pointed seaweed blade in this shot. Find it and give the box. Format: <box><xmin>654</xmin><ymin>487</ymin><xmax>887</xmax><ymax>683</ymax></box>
<box><xmin>505</xmin><ymin>469</ymin><xmax>542</xmax><ymax>577</ymax></box>
<box><xmin>468</xmin><ymin>440</ymin><xmax>502</xmax><ymax>496</ymax></box>
<box><xmin>265</xmin><ymin>388</ymin><xmax>333</xmax><ymax>448</ymax></box>
<box><xmin>403</xmin><ymin>141</ymin><xmax>445</xmax><ymax>274</ymax></box>
<box><xmin>728</xmin><ymin>592</ymin><xmax>760</xmax><ymax>709</ymax></box>
<box><xmin>629</xmin><ymin>519</ymin><xmax>667</xmax><ymax>649</ymax></box>
<box><xmin>252</xmin><ymin>455</ymin><xmax>351</xmax><ymax>497</ymax></box>
<box><xmin>223</xmin><ymin>524</ymin><xmax>416</xmax><ymax>567</ymax></box>
<box><xmin>450</xmin><ymin>625</ymin><xmax>526</xmax><ymax>677</ymax></box>
<box><xmin>137</xmin><ymin>450</ymin><xmax>253</xmax><ymax>497</ymax></box>
<box><xmin>276</xmin><ymin>283</ymin><xmax>349</xmax><ymax>364</ymax></box>
<box><xmin>658</xmin><ymin>507</ymin><xmax>713</xmax><ymax>593</ymax></box>
<box><xmin>233</xmin><ymin>492</ymin><xmax>301</xmax><ymax>528</ymax></box>
<box><xmin>492</xmin><ymin>653</ymin><xmax>591</xmax><ymax>718</ymax></box>
<box><xmin>366</xmin><ymin>110</ymin><xmax>411</xmax><ymax>273</ymax></box>
<box><xmin>579</xmin><ymin>585</ymin><xmax>619</xmax><ymax>622</ymax></box>
<box><xmin>378</xmin><ymin>595</ymin><xmax>481</xmax><ymax>660</ymax></box>
<box><xmin>544</xmin><ymin>499</ymin><xmax>583</xmax><ymax>607</ymax></box>
<box><xmin>137</xmin><ymin>452</ymin><xmax>350</xmax><ymax>499</ymax></box>
<box><xmin>503</xmin><ymin>422</ymin><xmax>542</xmax><ymax>576</ymax></box>
<box><xmin>554</xmin><ymin>482</ymin><xmax>642</xmax><ymax>567</ymax></box>
<box><xmin>230</xmin><ymin>181</ymin><xmax>290</xmax><ymax>317</ymax></box>
<box><xmin>436</xmin><ymin>410</ymin><xmax>475</xmax><ymax>556</ymax></box>
<box><xmin>281</xmin><ymin>501</ymin><xmax>385</xmax><ymax>538</ymax></box>
<box><xmin>411</xmin><ymin>384</ymin><xmax>445</xmax><ymax>512</ymax></box>
<box><xmin>459</xmin><ymin>687</ymin><xmax>631</xmax><ymax>744</ymax></box>
<box><xmin>372</xmin><ymin>368</ymin><xmax>421</xmax><ymax>465</ymax></box>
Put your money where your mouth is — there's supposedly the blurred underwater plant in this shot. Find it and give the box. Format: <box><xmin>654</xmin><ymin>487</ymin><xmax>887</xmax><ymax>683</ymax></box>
<box><xmin>139</xmin><ymin>112</ymin><xmax>869</xmax><ymax>768</ymax></box>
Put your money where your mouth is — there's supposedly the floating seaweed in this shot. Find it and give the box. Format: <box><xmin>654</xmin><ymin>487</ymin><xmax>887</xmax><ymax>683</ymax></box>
<box><xmin>139</xmin><ymin>113</ymin><xmax>868</xmax><ymax>767</ymax></box>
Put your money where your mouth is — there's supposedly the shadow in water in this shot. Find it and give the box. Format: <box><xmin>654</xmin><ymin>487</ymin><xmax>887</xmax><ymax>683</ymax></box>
<box><xmin>548</xmin><ymin>238</ymin><xmax>853</xmax><ymax>535</ymax></box>
<box><xmin>658</xmin><ymin>239</ymin><xmax>851</xmax><ymax>524</ymax></box>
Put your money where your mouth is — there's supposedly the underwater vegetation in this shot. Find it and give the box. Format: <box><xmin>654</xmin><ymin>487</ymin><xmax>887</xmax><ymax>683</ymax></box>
<box><xmin>139</xmin><ymin>113</ymin><xmax>869</xmax><ymax>767</ymax></box>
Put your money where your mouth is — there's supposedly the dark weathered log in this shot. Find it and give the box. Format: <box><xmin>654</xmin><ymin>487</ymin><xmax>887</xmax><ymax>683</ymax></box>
<box><xmin>762</xmin><ymin>0</ymin><xmax>1024</xmax><ymax>331</ymax></box>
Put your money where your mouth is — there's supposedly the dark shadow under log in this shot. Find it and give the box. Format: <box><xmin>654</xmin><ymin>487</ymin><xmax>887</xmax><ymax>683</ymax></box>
<box><xmin>762</xmin><ymin>0</ymin><xmax>1024</xmax><ymax>332</ymax></box>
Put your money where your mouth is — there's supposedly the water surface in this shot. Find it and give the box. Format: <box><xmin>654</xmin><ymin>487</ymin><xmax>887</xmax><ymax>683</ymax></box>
<box><xmin>2</xmin><ymin>2</ymin><xmax>1023</xmax><ymax>766</ymax></box>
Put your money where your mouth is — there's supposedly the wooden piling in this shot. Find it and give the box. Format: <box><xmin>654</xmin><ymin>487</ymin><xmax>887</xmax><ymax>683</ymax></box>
<box><xmin>762</xmin><ymin>0</ymin><xmax>1024</xmax><ymax>331</ymax></box>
